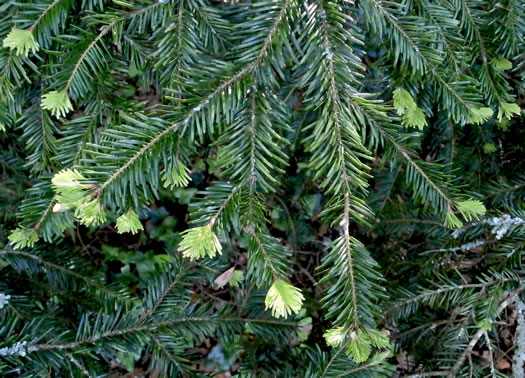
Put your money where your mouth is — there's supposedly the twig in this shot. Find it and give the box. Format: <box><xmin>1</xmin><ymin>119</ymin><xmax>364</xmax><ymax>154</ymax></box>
<box><xmin>484</xmin><ymin>332</ymin><xmax>496</xmax><ymax>378</ymax></box>
<box><xmin>65</xmin><ymin>351</ymin><xmax>89</xmax><ymax>377</ymax></box>
<box><xmin>514</xmin><ymin>297</ymin><xmax>525</xmax><ymax>378</ymax></box>
<box><xmin>447</xmin><ymin>286</ymin><xmax>525</xmax><ymax>377</ymax></box>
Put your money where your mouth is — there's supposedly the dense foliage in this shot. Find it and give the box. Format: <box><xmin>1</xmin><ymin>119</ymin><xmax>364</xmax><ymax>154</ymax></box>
<box><xmin>1</xmin><ymin>0</ymin><xmax>524</xmax><ymax>376</ymax></box>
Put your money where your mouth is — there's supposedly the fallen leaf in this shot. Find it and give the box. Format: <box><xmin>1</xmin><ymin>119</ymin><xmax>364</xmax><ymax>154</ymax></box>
<box><xmin>396</xmin><ymin>351</ymin><xmax>415</xmax><ymax>371</ymax></box>
<box><xmin>214</xmin><ymin>267</ymin><xmax>235</xmax><ymax>289</ymax></box>
<box><xmin>496</xmin><ymin>358</ymin><xmax>511</xmax><ymax>370</ymax></box>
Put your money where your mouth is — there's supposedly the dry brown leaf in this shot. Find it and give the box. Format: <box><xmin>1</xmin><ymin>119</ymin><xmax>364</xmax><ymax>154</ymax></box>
<box><xmin>496</xmin><ymin>358</ymin><xmax>511</xmax><ymax>370</ymax></box>
<box><xmin>214</xmin><ymin>267</ymin><xmax>235</xmax><ymax>289</ymax></box>
<box><xmin>396</xmin><ymin>351</ymin><xmax>415</xmax><ymax>371</ymax></box>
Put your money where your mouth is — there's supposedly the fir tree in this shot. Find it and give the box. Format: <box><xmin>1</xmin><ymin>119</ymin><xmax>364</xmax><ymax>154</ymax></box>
<box><xmin>0</xmin><ymin>0</ymin><xmax>524</xmax><ymax>376</ymax></box>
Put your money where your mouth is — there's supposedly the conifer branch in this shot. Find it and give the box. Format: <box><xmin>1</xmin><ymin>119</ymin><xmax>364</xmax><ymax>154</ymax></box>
<box><xmin>382</xmin><ymin>218</ymin><xmax>443</xmax><ymax>226</ymax></box>
<box><xmin>207</xmin><ymin>184</ymin><xmax>241</xmax><ymax>228</ymax></box>
<box><xmin>398</xmin><ymin>147</ymin><xmax>452</xmax><ymax>209</ymax></box>
<box><xmin>335</xmin><ymin>358</ymin><xmax>386</xmax><ymax>377</ymax></box>
<box><xmin>248</xmin><ymin>93</ymin><xmax>258</xmax><ymax>190</ymax></box>
<box><xmin>342</xmin><ymin>194</ymin><xmax>359</xmax><ymax>330</ymax></box>
<box><xmin>173</xmin><ymin>0</ymin><xmax>184</xmax><ymax>77</ymax></box>
<box><xmin>128</xmin><ymin>1</ymin><xmax>163</xmax><ymax>17</ymax></box>
<box><xmin>247</xmin><ymin>229</ymin><xmax>280</xmax><ymax>280</ymax></box>
<box><xmin>415</xmin><ymin>0</ymin><xmax>462</xmax><ymax>75</ymax></box>
<box><xmin>92</xmin><ymin>0</ymin><xmax>294</xmax><ymax>199</ymax></box>
<box><xmin>65</xmin><ymin>351</ymin><xmax>89</xmax><ymax>377</ymax></box>
<box><xmin>485</xmin><ymin>178</ymin><xmax>525</xmax><ymax>199</ymax></box>
<box><xmin>141</xmin><ymin>268</ymin><xmax>187</xmax><ymax>323</ymax></box>
<box><xmin>33</xmin><ymin>198</ymin><xmax>54</xmax><ymax>231</ymax></box>
<box><xmin>27</xmin><ymin>0</ymin><xmax>66</xmax><ymax>33</ymax></box>
<box><xmin>0</xmin><ymin>249</ymin><xmax>137</xmax><ymax>305</ymax></box>
<box><xmin>147</xmin><ymin>280</ymin><xmax>181</xmax><ymax>318</ymax></box>
<box><xmin>320</xmin><ymin>7</ymin><xmax>352</xmax><ymax>196</ymax></box>
<box><xmin>454</xmin><ymin>0</ymin><xmax>488</xmax><ymax>63</ymax></box>
<box><xmin>253</xmin><ymin>0</ymin><xmax>293</xmax><ymax>66</ymax></box>
<box><xmin>64</xmin><ymin>20</ymin><xmax>117</xmax><ymax>93</ymax></box>
<box><xmin>151</xmin><ymin>335</ymin><xmax>187</xmax><ymax>375</ymax></box>
<box><xmin>32</xmin><ymin>316</ymin><xmax>298</xmax><ymax>351</ymax></box>
<box><xmin>376</xmin><ymin>165</ymin><xmax>402</xmax><ymax>215</ymax></box>
<box><xmin>365</xmin><ymin>0</ymin><xmax>477</xmax><ymax>121</ymax></box>
<box><xmin>2</xmin><ymin>0</ymin><xmax>524</xmax><ymax>374</ymax></box>
<box><xmin>320</xmin><ymin>344</ymin><xmax>346</xmax><ymax>377</ymax></box>
<box><xmin>386</xmin><ymin>276</ymin><xmax>524</xmax><ymax>315</ymax></box>
<box><xmin>355</xmin><ymin>102</ymin><xmax>457</xmax><ymax>215</ymax></box>
<box><xmin>446</xmin><ymin>286</ymin><xmax>525</xmax><ymax>377</ymax></box>
<box><xmin>23</xmin><ymin>116</ymin><xmax>97</xmax><ymax>236</ymax></box>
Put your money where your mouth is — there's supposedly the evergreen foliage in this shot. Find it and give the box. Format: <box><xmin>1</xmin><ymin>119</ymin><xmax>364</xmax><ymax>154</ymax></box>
<box><xmin>0</xmin><ymin>0</ymin><xmax>524</xmax><ymax>375</ymax></box>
